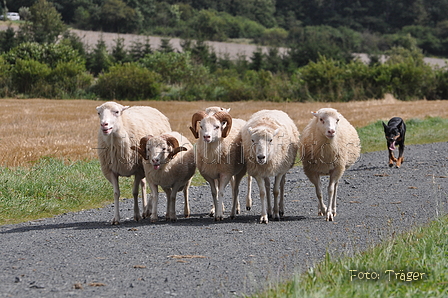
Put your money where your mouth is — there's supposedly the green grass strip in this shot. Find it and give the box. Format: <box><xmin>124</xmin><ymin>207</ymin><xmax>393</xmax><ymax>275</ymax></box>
<box><xmin>252</xmin><ymin>216</ymin><xmax>448</xmax><ymax>298</ymax></box>
<box><xmin>0</xmin><ymin>157</ymin><xmax>124</xmax><ymax>225</ymax></box>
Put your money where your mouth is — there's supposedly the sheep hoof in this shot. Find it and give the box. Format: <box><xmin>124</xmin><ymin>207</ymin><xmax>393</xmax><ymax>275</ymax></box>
<box><xmin>259</xmin><ymin>216</ymin><xmax>269</xmax><ymax>224</ymax></box>
<box><xmin>214</xmin><ymin>216</ymin><xmax>224</xmax><ymax>221</ymax></box>
<box><xmin>111</xmin><ymin>219</ymin><xmax>120</xmax><ymax>225</ymax></box>
<box><xmin>150</xmin><ymin>216</ymin><xmax>158</xmax><ymax>223</ymax></box>
<box><xmin>246</xmin><ymin>207</ymin><xmax>251</xmax><ymax>211</ymax></box>
<box><xmin>326</xmin><ymin>212</ymin><xmax>334</xmax><ymax>221</ymax></box>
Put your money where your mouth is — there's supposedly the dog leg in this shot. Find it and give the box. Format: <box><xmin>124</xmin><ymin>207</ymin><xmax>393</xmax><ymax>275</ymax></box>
<box><xmin>396</xmin><ymin>144</ymin><xmax>405</xmax><ymax>167</ymax></box>
<box><xmin>388</xmin><ymin>149</ymin><xmax>397</xmax><ymax>167</ymax></box>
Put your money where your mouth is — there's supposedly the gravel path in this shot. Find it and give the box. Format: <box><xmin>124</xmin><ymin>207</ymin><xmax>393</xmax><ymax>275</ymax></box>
<box><xmin>1</xmin><ymin>143</ymin><xmax>447</xmax><ymax>298</ymax></box>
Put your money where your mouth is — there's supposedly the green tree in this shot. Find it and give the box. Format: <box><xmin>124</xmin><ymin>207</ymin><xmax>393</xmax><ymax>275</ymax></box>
<box><xmin>100</xmin><ymin>0</ymin><xmax>138</xmax><ymax>33</ymax></box>
<box><xmin>0</xmin><ymin>26</ymin><xmax>17</xmax><ymax>53</ymax></box>
<box><xmin>111</xmin><ymin>37</ymin><xmax>129</xmax><ymax>64</ymax></box>
<box><xmin>87</xmin><ymin>37</ymin><xmax>112</xmax><ymax>76</ymax></box>
<box><xmin>18</xmin><ymin>0</ymin><xmax>66</xmax><ymax>44</ymax></box>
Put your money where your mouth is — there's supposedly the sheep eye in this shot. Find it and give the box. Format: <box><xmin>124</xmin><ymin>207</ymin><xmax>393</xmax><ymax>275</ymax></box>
<box><xmin>162</xmin><ymin>147</ymin><xmax>166</xmax><ymax>151</ymax></box>
<box><xmin>215</xmin><ymin>125</ymin><xmax>219</xmax><ymax>129</ymax></box>
<box><xmin>269</xmin><ymin>139</ymin><xmax>273</xmax><ymax>143</ymax></box>
<box><xmin>336</xmin><ymin>119</ymin><xmax>340</xmax><ymax>123</ymax></box>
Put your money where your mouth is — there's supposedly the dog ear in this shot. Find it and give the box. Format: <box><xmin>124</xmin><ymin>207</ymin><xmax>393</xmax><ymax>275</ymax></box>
<box><xmin>382</xmin><ymin>121</ymin><xmax>388</xmax><ymax>131</ymax></box>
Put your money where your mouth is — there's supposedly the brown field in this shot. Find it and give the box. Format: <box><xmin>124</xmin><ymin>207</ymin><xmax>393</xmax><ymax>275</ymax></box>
<box><xmin>1</xmin><ymin>96</ymin><xmax>447</xmax><ymax>167</ymax></box>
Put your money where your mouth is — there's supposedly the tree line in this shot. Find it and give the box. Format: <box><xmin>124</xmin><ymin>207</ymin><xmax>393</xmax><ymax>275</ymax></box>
<box><xmin>4</xmin><ymin>0</ymin><xmax>448</xmax><ymax>58</ymax></box>
<box><xmin>1</xmin><ymin>0</ymin><xmax>448</xmax><ymax>102</ymax></box>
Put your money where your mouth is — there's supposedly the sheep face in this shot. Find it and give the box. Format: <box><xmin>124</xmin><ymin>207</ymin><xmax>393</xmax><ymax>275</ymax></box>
<box><xmin>135</xmin><ymin>135</ymin><xmax>186</xmax><ymax>170</ymax></box>
<box><xmin>312</xmin><ymin>109</ymin><xmax>340</xmax><ymax>139</ymax></box>
<box><xmin>96</xmin><ymin>102</ymin><xmax>129</xmax><ymax>135</ymax></box>
<box><xmin>247</xmin><ymin>127</ymin><xmax>280</xmax><ymax>165</ymax></box>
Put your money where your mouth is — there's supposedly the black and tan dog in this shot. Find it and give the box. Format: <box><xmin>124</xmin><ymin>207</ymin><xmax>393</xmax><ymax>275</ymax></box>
<box><xmin>382</xmin><ymin>117</ymin><xmax>406</xmax><ymax>167</ymax></box>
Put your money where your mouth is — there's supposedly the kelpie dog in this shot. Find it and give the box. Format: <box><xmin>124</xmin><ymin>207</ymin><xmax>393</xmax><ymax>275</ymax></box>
<box><xmin>382</xmin><ymin>117</ymin><xmax>406</xmax><ymax>168</ymax></box>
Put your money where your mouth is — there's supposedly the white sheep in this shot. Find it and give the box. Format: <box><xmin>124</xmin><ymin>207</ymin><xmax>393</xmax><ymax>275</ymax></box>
<box><xmin>203</xmin><ymin>106</ymin><xmax>253</xmax><ymax>212</ymax></box>
<box><xmin>96</xmin><ymin>101</ymin><xmax>171</xmax><ymax>225</ymax></box>
<box><xmin>190</xmin><ymin>109</ymin><xmax>247</xmax><ymax>221</ymax></box>
<box><xmin>242</xmin><ymin>110</ymin><xmax>300</xmax><ymax>223</ymax></box>
<box><xmin>300</xmin><ymin>108</ymin><xmax>361</xmax><ymax>221</ymax></box>
<box><xmin>132</xmin><ymin>132</ymin><xmax>195</xmax><ymax>222</ymax></box>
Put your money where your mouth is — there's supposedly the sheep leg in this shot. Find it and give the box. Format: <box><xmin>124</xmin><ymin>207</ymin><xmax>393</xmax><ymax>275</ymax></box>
<box><xmin>215</xmin><ymin>174</ymin><xmax>232</xmax><ymax>221</ymax></box>
<box><xmin>246</xmin><ymin>176</ymin><xmax>252</xmax><ymax>211</ymax></box>
<box><xmin>327</xmin><ymin>171</ymin><xmax>342</xmax><ymax>221</ymax></box>
<box><xmin>206</xmin><ymin>178</ymin><xmax>219</xmax><ymax>217</ymax></box>
<box><xmin>140</xmin><ymin>178</ymin><xmax>149</xmax><ymax>219</ymax></box>
<box><xmin>132</xmin><ymin>176</ymin><xmax>143</xmax><ymax>222</ymax></box>
<box><xmin>254</xmin><ymin>176</ymin><xmax>269</xmax><ymax>224</ymax></box>
<box><xmin>308</xmin><ymin>173</ymin><xmax>326</xmax><ymax>216</ymax></box>
<box><xmin>272</xmin><ymin>174</ymin><xmax>282</xmax><ymax>221</ymax></box>
<box><xmin>265</xmin><ymin>177</ymin><xmax>272</xmax><ymax>218</ymax></box>
<box><xmin>165</xmin><ymin>188</ymin><xmax>176</xmax><ymax>222</ymax></box>
<box><xmin>279</xmin><ymin>174</ymin><xmax>286</xmax><ymax>218</ymax></box>
<box><xmin>230</xmin><ymin>170</ymin><xmax>246</xmax><ymax>219</ymax></box>
<box><xmin>183</xmin><ymin>179</ymin><xmax>192</xmax><ymax>218</ymax></box>
<box><xmin>229</xmin><ymin>177</ymin><xmax>240</xmax><ymax>216</ymax></box>
<box><xmin>110</xmin><ymin>172</ymin><xmax>121</xmax><ymax>225</ymax></box>
<box><xmin>149</xmin><ymin>182</ymin><xmax>159</xmax><ymax>222</ymax></box>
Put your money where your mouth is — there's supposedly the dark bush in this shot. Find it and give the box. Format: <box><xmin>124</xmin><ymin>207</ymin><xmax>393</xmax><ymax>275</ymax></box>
<box><xmin>93</xmin><ymin>63</ymin><xmax>163</xmax><ymax>100</ymax></box>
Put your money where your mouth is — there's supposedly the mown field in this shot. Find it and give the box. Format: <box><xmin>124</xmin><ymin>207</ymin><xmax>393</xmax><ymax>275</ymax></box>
<box><xmin>1</xmin><ymin>95</ymin><xmax>448</xmax><ymax>167</ymax></box>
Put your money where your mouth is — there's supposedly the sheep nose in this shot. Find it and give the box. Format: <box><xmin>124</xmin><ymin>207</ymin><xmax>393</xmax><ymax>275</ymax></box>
<box><xmin>257</xmin><ymin>155</ymin><xmax>265</xmax><ymax>161</ymax></box>
<box><xmin>101</xmin><ymin>122</ymin><xmax>108</xmax><ymax>127</ymax></box>
<box><xmin>328</xmin><ymin>129</ymin><xmax>335</xmax><ymax>134</ymax></box>
<box><xmin>203</xmin><ymin>135</ymin><xmax>210</xmax><ymax>141</ymax></box>
<box><xmin>152</xmin><ymin>158</ymin><xmax>159</xmax><ymax>163</ymax></box>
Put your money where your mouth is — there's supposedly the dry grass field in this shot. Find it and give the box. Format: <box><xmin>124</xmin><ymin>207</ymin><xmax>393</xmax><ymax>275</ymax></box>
<box><xmin>1</xmin><ymin>96</ymin><xmax>447</xmax><ymax>167</ymax></box>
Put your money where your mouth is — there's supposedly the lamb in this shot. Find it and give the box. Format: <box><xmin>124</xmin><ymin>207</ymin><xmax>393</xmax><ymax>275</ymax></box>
<box><xmin>131</xmin><ymin>132</ymin><xmax>195</xmax><ymax>222</ymax></box>
<box><xmin>190</xmin><ymin>109</ymin><xmax>247</xmax><ymax>221</ymax></box>
<box><xmin>241</xmin><ymin>110</ymin><xmax>300</xmax><ymax>223</ymax></box>
<box><xmin>96</xmin><ymin>101</ymin><xmax>171</xmax><ymax>225</ymax></box>
<box><xmin>300</xmin><ymin>108</ymin><xmax>361</xmax><ymax>221</ymax></box>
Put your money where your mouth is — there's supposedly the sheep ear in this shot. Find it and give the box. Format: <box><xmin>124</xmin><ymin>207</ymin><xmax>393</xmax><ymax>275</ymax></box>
<box><xmin>273</xmin><ymin>128</ymin><xmax>280</xmax><ymax>137</ymax></box>
<box><xmin>248</xmin><ymin>127</ymin><xmax>254</xmax><ymax>134</ymax></box>
<box><xmin>311</xmin><ymin>111</ymin><xmax>318</xmax><ymax>117</ymax></box>
<box><xmin>122</xmin><ymin>106</ymin><xmax>130</xmax><ymax>111</ymax></box>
